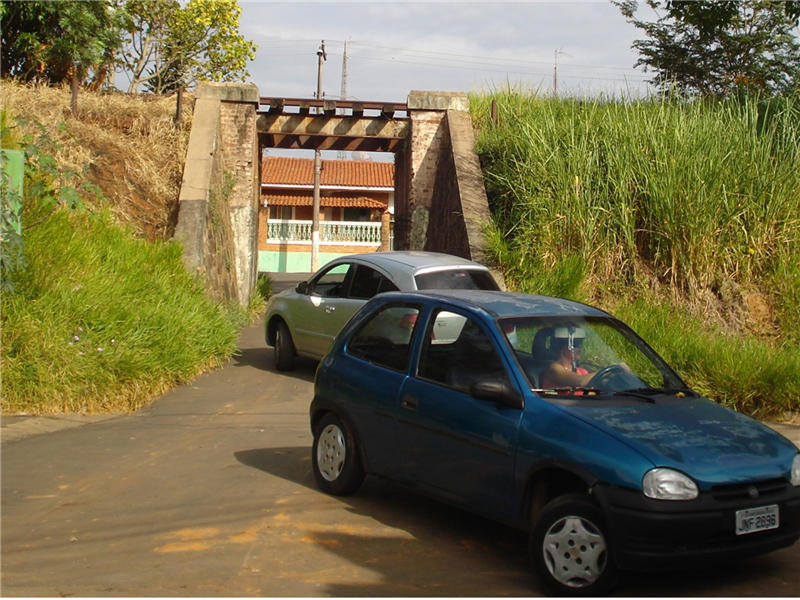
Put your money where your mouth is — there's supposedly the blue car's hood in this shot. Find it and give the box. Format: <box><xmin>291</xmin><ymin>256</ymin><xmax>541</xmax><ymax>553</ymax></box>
<box><xmin>562</xmin><ymin>398</ymin><xmax>797</xmax><ymax>487</ymax></box>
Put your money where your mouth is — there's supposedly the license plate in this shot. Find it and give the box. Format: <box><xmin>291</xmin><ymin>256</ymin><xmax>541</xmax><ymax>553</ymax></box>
<box><xmin>735</xmin><ymin>505</ymin><xmax>779</xmax><ymax>536</ymax></box>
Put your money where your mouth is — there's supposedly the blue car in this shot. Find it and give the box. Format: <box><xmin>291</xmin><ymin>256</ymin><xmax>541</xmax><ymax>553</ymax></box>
<box><xmin>309</xmin><ymin>290</ymin><xmax>800</xmax><ymax>595</ymax></box>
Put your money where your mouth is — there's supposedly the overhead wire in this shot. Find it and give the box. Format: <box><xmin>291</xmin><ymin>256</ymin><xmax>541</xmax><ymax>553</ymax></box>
<box><xmin>254</xmin><ymin>37</ymin><xmax>649</xmax><ymax>87</ymax></box>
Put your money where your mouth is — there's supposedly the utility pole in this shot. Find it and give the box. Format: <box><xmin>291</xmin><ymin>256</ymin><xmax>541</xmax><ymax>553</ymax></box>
<box><xmin>311</xmin><ymin>40</ymin><xmax>327</xmax><ymax>272</ymax></box>
<box><xmin>337</xmin><ymin>39</ymin><xmax>349</xmax><ymax>160</ymax></box>
<box><xmin>553</xmin><ymin>47</ymin><xmax>571</xmax><ymax>96</ymax></box>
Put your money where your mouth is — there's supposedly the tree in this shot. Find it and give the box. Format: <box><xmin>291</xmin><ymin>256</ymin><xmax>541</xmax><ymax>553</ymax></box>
<box><xmin>0</xmin><ymin>1</ymin><xmax>121</xmax><ymax>86</ymax></box>
<box><xmin>666</xmin><ymin>0</ymin><xmax>800</xmax><ymax>37</ymax></box>
<box><xmin>617</xmin><ymin>0</ymin><xmax>800</xmax><ymax>97</ymax></box>
<box><xmin>119</xmin><ymin>0</ymin><xmax>257</xmax><ymax>93</ymax></box>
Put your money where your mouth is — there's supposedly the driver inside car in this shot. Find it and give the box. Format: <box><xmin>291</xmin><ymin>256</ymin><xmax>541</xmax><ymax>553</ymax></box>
<box><xmin>540</xmin><ymin>326</ymin><xmax>631</xmax><ymax>391</ymax></box>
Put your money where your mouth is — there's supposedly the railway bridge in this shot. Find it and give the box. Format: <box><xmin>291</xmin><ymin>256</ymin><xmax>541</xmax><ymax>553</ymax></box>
<box><xmin>175</xmin><ymin>83</ymin><xmax>495</xmax><ymax>305</ymax></box>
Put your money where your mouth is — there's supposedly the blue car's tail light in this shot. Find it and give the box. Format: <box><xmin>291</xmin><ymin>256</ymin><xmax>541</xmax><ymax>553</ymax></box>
<box><xmin>643</xmin><ymin>468</ymin><xmax>699</xmax><ymax>500</ymax></box>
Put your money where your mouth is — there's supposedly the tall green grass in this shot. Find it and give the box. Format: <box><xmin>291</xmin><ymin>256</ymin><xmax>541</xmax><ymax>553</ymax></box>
<box><xmin>473</xmin><ymin>90</ymin><xmax>799</xmax><ymax>300</ymax></box>
<box><xmin>472</xmin><ymin>89</ymin><xmax>800</xmax><ymax>418</ymax></box>
<box><xmin>1</xmin><ymin>201</ymin><xmax>245</xmax><ymax>414</ymax></box>
<box><xmin>613</xmin><ymin>299</ymin><xmax>800</xmax><ymax>419</ymax></box>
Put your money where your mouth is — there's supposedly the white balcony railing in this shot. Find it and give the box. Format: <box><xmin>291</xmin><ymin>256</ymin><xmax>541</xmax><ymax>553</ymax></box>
<box><xmin>267</xmin><ymin>219</ymin><xmax>382</xmax><ymax>245</ymax></box>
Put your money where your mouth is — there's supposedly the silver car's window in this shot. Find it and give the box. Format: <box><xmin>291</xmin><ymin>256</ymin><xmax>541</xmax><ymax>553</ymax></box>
<box><xmin>310</xmin><ymin>263</ymin><xmax>352</xmax><ymax>298</ymax></box>
<box><xmin>348</xmin><ymin>265</ymin><xmax>399</xmax><ymax>300</ymax></box>
<box><xmin>414</xmin><ymin>269</ymin><xmax>499</xmax><ymax>291</ymax></box>
<box><xmin>417</xmin><ymin>310</ymin><xmax>512</xmax><ymax>393</ymax></box>
<box><xmin>347</xmin><ymin>304</ymin><xmax>420</xmax><ymax>372</ymax></box>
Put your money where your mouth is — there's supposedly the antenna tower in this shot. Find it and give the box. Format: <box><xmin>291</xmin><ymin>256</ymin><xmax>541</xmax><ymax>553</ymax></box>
<box><xmin>337</xmin><ymin>40</ymin><xmax>349</xmax><ymax>160</ymax></box>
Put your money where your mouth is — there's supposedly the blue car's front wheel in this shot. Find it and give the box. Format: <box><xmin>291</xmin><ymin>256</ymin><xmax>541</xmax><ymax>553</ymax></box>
<box><xmin>530</xmin><ymin>494</ymin><xmax>618</xmax><ymax>596</ymax></box>
<box><xmin>312</xmin><ymin>413</ymin><xmax>365</xmax><ymax>496</ymax></box>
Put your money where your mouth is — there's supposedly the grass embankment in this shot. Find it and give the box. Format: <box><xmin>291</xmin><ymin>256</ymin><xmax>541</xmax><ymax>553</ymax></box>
<box><xmin>472</xmin><ymin>90</ymin><xmax>800</xmax><ymax>420</ymax></box>
<box><xmin>2</xmin><ymin>208</ymin><xmax>248</xmax><ymax>414</ymax></box>
<box><xmin>1</xmin><ymin>82</ymin><xmax>260</xmax><ymax>415</ymax></box>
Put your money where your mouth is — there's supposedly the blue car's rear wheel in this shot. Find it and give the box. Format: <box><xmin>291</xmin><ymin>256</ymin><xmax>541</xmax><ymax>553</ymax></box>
<box><xmin>312</xmin><ymin>413</ymin><xmax>364</xmax><ymax>496</ymax></box>
<box><xmin>530</xmin><ymin>494</ymin><xmax>618</xmax><ymax>596</ymax></box>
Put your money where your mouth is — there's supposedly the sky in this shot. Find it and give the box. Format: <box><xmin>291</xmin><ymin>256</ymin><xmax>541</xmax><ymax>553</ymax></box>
<box><xmin>238</xmin><ymin>0</ymin><xmax>659</xmax><ymax>105</ymax></box>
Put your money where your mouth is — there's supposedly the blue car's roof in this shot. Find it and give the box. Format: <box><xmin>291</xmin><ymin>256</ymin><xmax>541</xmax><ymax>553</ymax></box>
<box><xmin>375</xmin><ymin>289</ymin><xmax>613</xmax><ymax>319</ymax></box>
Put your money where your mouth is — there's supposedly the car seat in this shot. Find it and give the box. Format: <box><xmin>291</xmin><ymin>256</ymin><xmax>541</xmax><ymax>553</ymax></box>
<box><xmin>528</xmin><ymin>327</ymin><xmax>556</xmax><ymax>387</ymax></box>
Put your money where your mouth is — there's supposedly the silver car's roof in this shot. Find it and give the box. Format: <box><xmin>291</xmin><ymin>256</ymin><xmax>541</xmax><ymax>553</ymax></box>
<box><xmin>334</xmin><ymin>251</ymin><xmax>491</xmax><ymax>275</ymax></box>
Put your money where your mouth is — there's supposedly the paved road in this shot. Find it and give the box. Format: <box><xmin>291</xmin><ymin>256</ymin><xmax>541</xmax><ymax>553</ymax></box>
<box><xmin>2</xmin><ymin>318</ymin><xmax>799</xmax><ymax>597</ymax></box>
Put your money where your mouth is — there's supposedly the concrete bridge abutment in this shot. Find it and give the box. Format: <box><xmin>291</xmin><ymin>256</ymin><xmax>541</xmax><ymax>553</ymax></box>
<box><xmin>175</xmin><ymin>83</ymin><xmax>260</xmax><ymax>306</ymax></box>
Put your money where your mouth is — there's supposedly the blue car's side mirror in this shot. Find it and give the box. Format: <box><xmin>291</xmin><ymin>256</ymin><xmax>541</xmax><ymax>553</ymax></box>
<box><xmin>296</xmin><ymin>281</ymin><xmax>308</xmax><ymax>295</ymax></box>
<box><xmin>470</xmin><ymin>378</ymin><xmax>524</xmax><ymax>410</ymax></box>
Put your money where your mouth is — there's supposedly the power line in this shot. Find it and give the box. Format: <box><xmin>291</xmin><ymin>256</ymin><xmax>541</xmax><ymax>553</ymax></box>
<box><xmin>255</xmin><ymin>37</ymin><xmax>643</xmax><ymax>76</ymax></box>
<box><xmin>252</xmin><ymin>37</ymin><xmax>650</xmax><ymax>91</ymax></box>
<box><xmin>352</xmin><ymin>54</ymin><xmax>649</xmax><ymax>84</ymax></box>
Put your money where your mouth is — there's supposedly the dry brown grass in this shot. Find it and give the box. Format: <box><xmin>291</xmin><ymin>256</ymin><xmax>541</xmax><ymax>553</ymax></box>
<box><xmin>1</xmin><ymin>80</ymin><xmax>194</xmax><ymax>240</ymax></box>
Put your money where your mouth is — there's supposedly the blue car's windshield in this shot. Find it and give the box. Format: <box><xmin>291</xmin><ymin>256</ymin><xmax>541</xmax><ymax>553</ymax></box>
<box><xmin>500</xmin><ymin>316</ymin><xmax>687</xmax><ymax>396</ymax></box>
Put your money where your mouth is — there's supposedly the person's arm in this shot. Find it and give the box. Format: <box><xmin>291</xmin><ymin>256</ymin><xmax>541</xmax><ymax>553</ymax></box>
<box><xmin>542</xmin><ymin>363</ymin><xmax>595</xmax><ymax>388</ymax></box>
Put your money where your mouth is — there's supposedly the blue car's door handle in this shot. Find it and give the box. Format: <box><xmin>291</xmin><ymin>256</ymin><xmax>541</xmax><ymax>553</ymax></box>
<box><xmin>402</xmin><ymin>394</ymin><xmax>418</xmax><ymax>411</ymax></box>
<box><xmin>325</xmin><ymin>306</ymin><xmax>336</xmax><ymax>313</ymax></box>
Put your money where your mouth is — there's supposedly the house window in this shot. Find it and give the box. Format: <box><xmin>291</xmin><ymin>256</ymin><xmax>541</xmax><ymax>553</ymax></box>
<box><xmin>343</xmin><ymin>207</ymin><xmax>369</xmax><ymax>222</ymax></box>
<box><xmin>268</xmin><ymin>206</ymin><xmax>293</xmax><ymax>220</ymax></box>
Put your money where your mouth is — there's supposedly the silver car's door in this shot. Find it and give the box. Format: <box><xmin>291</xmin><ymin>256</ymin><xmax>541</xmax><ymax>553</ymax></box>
<box><xmin>291</xmin><ymin>262</ymin><xmax>362</xmax><ymax>358</ymax></box>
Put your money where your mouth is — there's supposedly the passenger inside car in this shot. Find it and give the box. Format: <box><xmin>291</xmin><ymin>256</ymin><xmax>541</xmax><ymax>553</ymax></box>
<box><xmin>539</xmin><ymin>326</ymin><xmax>598</xmax><ymax>389</ymax></box>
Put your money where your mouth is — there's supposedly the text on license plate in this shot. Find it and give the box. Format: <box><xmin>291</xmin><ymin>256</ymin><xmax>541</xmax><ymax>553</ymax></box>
<box><xmin>735</xmin><ymin>505</ymin><xmax>779</xmax><ymax>536</ymax></box>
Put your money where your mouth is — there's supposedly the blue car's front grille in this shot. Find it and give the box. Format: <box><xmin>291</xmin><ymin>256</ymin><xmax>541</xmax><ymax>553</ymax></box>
<box><xmin>710</xmin><ymin>478</ymin><xmax>788</xmax><ymax>502</ymax></box>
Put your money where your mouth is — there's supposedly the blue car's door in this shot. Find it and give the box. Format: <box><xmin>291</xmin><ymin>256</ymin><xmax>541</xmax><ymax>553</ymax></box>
<box><xmin>397</xmin><ymin>309</ymin><xmax>523</xmax><ymax>519</ymax></box>
<box><xmin>334</xmin><ymin>302</ymin><xmax>423</xmax><ymax>478</ymax></box>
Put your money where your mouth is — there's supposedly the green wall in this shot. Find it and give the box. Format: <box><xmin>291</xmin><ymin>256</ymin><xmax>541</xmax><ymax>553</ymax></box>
<box><xmin>258</xmin><ymin>250</ymin><xmax>354</xmax><ymax>273</ymax></box>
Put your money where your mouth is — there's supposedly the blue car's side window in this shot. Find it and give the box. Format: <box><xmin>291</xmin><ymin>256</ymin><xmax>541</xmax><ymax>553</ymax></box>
<box><xmin>418</xmin><ymin>310</ymin><xmax>512</xmax><ymax>393</ymax></box>
<box><xmin>347</xmin><ymin>304</ymin><xmax>420</xmax><ymax>372</ymax></box>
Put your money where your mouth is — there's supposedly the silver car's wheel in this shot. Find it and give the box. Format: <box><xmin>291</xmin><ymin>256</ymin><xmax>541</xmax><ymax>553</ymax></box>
<box><xmin>316</xmin><ymin>423</ymin><xmax>346</xmax><ymax>482</ymax></box>
<box><xmin>530</xmin><ymin>494</ymin><xmax>618</xmax><ymax>596</ymax></box>
<box><xmin>274</xmin><ymin>321</ymin><xmax>295</xmax><ymax>371</ymax></box>
<box><xmin>542</xmin><ymin>516</ymin><xmax>607</xmax><ymax>588</ymax></box>
<box><xmin>311</xmin><ymin>413</ymin><xmax>365</xmax><ymax>496</ymax></box>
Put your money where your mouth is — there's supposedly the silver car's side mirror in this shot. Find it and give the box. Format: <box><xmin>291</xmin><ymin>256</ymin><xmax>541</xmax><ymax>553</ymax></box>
<box><xmin>296</xmin><ymin>281</ymin><xmax>308</xmax><ymax>295</ymax></box>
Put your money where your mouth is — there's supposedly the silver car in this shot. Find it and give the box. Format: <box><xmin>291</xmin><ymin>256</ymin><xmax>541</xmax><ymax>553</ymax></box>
<box><xmin>264</xmin><ymin>251</ymin><xmax>500</xmax><ymax>370</ymax></box>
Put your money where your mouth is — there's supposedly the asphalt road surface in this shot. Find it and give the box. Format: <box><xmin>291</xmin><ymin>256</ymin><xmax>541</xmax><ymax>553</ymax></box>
<box><xmin>2</xmin><ymin>319</ymin><xmax>799</xmax><ymax>597</ymax></box>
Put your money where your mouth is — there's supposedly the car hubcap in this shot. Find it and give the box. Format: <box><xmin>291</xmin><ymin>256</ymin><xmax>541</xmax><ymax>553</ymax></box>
<box><xmin>542</xmin><ymin>516</ymin><xmax>607</xmax><ymax>588</ymax></box>
<box><xmin>317</xmin><ymin>424</ymin><xmax>346</xmax><ymax>482</ymax></box>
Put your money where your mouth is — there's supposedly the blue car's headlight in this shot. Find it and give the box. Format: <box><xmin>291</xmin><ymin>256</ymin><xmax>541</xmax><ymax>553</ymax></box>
<box><xmin>791</xmin><ymin>454</ymin><xmax>800</xmax><ymax>487</ymax></box>
<box><xmin>643</xmin><ymin>468</ymin><xmax>699</xmax><ymax>500</ymax></box>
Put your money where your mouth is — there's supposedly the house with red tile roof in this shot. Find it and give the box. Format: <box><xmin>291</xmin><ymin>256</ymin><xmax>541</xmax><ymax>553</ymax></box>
<box><xmin>259</xmin><ymin>156</ymin><xmax>394</xmax><ymax>273</ymax></box>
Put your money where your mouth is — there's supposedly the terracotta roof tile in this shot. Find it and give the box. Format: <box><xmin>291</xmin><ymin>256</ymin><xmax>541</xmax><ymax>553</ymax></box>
<box><xmin>262</xmin><ymin>156</ymin><xmax>393</xmax><ymax>188</ymax></box>
<box><xmin>265</xmin><ymin>193</ymin><xmax>387</xmax><ymax>209</ymax></box>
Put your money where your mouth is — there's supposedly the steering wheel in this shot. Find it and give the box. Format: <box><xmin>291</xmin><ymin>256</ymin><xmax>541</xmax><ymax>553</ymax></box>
<box><xmin>588</xmin><ymin>364</ymin><xmax>626</xmax><ymax>388</ymax></box>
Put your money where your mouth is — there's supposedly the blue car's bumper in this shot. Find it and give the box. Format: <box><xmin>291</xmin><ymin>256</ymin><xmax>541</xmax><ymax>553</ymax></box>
<box><xmin>594</xmin><ymin>482</ymin><xmax>800</xmax><ymax>571</ymax></box>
